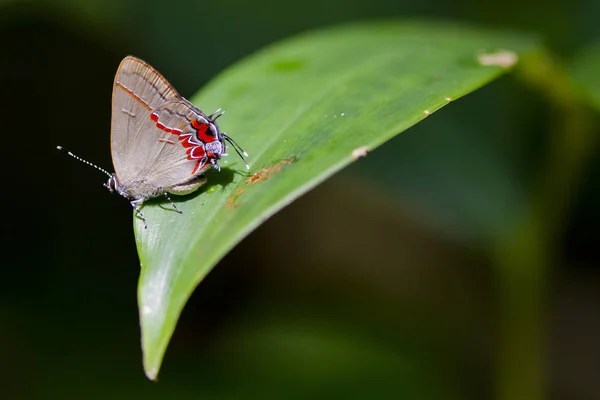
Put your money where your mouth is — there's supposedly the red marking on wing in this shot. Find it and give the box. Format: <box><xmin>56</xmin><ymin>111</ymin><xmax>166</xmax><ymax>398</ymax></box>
<box><xmin>191</xmin><ymin>119</ymin><xmax>215</xmax><ymax>143</ymax></box>
<box><xmin>151</xmin><ymin>112</ymin><xmax>182</xmax><ymax>135</ymax></box>
<box><xmin>117</xmin><ymin>83</ymin><xmax>151</xmax><ymax>111</ymax></box>
<box><xmin>157</xmin><ymin>122</ymin><xmax>182</xmax><ymax>135</ymax></box>
<box><xmin>191</xmin><ymin>119</ymin><xmax>204</xmax><ymax>131</ymax></box>
<box><xmin>179</xmin><ymin>133</ymin><xmax>200</xmax><ymax>151</ymax></box>
<box><xmin>189</xmin><ymin>146</ymin><xmax>205</xmax><ymax>159</ymax></box>
<box><xmin>179</xmin><ymin>131</ymin><xmax>209</xmax><ymax>175</ymax></box>
<box><xmin>192</xmin><ymin>159</ymin><xmax>213</xmax><ymax>175</ymax></box>
<box><xmin>151</xmin><ymin>114</ymin><xmax>213</xmax><ymax>176</ymax></box>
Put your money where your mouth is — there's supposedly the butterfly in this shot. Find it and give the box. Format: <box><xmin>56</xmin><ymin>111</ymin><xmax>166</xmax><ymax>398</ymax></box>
<box><xmin>58</xmin><ymin>56</ymin><xmax>248</xmax><ymax>228</ymax></box>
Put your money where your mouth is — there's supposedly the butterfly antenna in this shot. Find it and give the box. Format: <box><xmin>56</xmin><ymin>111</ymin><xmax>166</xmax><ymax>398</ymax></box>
<box><xmin>57</xmin><ymin>146</ymin><xmax>112</xmax><ymax>178</ymax></box>
<box><xmin>223</xmin><ymin>134</ymin><xmax>250</xmax><ymax>170</ymax></box>
<box><xmin>209</xmin><ymin>108</ymin><xmax>225</xmax><ymax>121</ymax></box>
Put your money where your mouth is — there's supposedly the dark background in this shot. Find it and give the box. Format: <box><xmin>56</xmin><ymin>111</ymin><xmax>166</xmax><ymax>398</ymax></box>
<box><xmin>1</xmin><ymin>0</ymin><xmax>599</xmax><ymax>399</ymax></box>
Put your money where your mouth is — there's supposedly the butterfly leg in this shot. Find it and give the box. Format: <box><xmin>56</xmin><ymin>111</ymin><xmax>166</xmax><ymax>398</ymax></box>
<box><xmin>130</xmin><ymin>199</ymin><xmax>148</xmax><ymax>229</ymax></box>
<box><xmin>161</xmin><ymin>190</ymin><xmax>183</xmax><ymax>214</ymax></box>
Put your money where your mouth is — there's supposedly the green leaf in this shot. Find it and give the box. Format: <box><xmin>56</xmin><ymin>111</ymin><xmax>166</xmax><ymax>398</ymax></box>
<box><xmin>571</xmin><ymin>41</ymin><xmax>600</xmax><ymax>111</ymax></box>
<box><xmin>134</xmin><ymin>20</ymin><xmax>538</xmax><ymax>379</ymax></box>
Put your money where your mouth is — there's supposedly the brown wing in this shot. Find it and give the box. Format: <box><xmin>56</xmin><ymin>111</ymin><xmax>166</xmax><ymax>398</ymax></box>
<box><xmin>109</xmin><ymin>56</ymin><xmax>212</xmax><ymax>196</ymax></box>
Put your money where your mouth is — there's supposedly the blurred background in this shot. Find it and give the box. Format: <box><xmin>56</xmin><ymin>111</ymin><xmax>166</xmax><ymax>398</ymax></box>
<box><xmin>1</xmin><ymin>0</ymin><xmax>599</xmax><ymax>399</ymax></box>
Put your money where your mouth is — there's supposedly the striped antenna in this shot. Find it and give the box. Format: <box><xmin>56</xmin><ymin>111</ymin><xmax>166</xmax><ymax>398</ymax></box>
<box><xmin>222</xmin><ymin>134</ymin><xmax>249</xmax><ymax>170</ymax></box>
<box><xmin>208</xmin><ymin>108</ymin><xmax>225</xmax><ymax>121</ymax></box>
<box><xmin>56</xmin><ymin>146</ymin><xmax>112</xmax><ymax>177</ymax></box>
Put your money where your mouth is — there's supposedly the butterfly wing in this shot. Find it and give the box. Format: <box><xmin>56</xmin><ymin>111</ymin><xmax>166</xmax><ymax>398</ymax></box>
<box><xmin>110</xmin><ymin>56</ymin><xmax>214</xmax><ymax>200</ymax></box>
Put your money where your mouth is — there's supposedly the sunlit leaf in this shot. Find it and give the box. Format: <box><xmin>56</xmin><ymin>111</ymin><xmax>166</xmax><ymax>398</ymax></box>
<box><xmin>134</xmin><ymin>20</ymin><xmax>538</xmax><ymax>379</ymax></box>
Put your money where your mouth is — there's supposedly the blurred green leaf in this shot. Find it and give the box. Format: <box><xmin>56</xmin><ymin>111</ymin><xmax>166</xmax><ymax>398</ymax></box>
<box><xmin>571</xmin><ymin>42</ymin><xmax>600</xmax><ymax>111</ymax></box>
<box><xmin>134</xmin><ymin>20</ymin><xmax>538</xmax><ymax>379</ymax></box>
<box><xmin>199</xmin><ymin>311</ymin><xmax>464</xmax><ymax>400</ymax></box>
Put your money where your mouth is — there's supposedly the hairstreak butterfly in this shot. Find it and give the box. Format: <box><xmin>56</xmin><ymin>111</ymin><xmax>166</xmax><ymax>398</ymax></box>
<box><xmin>58</xmin><ymin>56</ymin><xmax>248</xmax><ymax>228</ymax></box>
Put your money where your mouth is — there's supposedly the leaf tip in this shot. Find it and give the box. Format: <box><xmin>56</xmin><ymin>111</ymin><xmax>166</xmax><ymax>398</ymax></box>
<box><xmin>143</xmin><ymin>362</ymin><xmax>160</xmax><ymax>381</ymax></box>
<box><xmin>141</xmin><ymin>319</ymin><xmax>165</xmax><ymax>381</ymax></box>
<box><xmin>139</xmin><ymin>290</ymin><xmax>170</xmax><ymax>382</ymax></box>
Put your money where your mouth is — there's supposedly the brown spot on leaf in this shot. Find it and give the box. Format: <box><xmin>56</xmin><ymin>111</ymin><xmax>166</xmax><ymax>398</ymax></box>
<box><xmin>226</xmin><ymin>188</ymin><xmax>245</xmax><ymax>209</ymax></box>
<box><xmin>246</xmin><ymin>156</ymin><xmax>295</xmax><ymax>185</ymax></box>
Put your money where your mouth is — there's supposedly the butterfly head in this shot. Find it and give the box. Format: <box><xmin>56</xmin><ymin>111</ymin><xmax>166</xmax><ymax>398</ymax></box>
<box><xmin>205</xmin><ymin>109</ymin><xmax>249</xmax><ymax>170</ymax></box>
